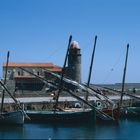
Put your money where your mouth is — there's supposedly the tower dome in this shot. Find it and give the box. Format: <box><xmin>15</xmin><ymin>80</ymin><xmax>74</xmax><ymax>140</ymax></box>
<box><xmin>70</xmin><ymin>41</ymin><xmax>80</xmax><ymax>49</ymax></box>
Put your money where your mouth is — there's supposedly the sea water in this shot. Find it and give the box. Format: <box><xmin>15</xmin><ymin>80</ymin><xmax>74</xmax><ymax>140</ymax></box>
<box><xmin>0</xmin><ymin>118</ymin><xmax>140</xmax><ymax>139</ymax></box>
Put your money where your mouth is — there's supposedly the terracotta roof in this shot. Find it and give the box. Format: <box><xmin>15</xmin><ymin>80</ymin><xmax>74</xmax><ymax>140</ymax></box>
<box><xmin>3</xmin><ymin>62</ymin><xmax>53</xmax><ymax>67</ymax></box>
<box><xmin>3</xmin><ymin>62</ymin><xmax>60</xmax><ymax>69</ymax></box>
<box><xmin>47</xmin><ymin>66</ymin><xmax>62</xmax><ymax>72</ymax></box>
<box><xmin>3</xmin><ymin>62</ymin><xmax>62</xmax><ymax>73</ymax></box>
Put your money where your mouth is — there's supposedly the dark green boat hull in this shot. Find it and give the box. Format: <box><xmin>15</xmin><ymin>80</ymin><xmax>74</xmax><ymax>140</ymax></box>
<box><xmin>26</xmin><ymin>109</ymin><xmax>96</xmax><ymax>123</ymax></box>
<box><xmin>121</xmin><ymin>107</ymin><xmax>140</xmax><ymax>118</ymax></box>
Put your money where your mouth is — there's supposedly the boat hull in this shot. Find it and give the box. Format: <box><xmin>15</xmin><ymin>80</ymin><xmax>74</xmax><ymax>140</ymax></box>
<box><xmin>96</xmin><ymin>107</ymin><xmax>120</xmax><ymax>121</ymax></box>
<box><xmin>0</xmin><ymin>110</ymin><xmax>24</xmax><ymax>125</ymax></box>
<box><xmin>121</xmin><ymin>107</ymin><xmax>140</xmax><ymax>118</ymax></box>
<box><xmin>26</xmin><ymin>109</ymin><xmax>96</xmax><ymax>123</ymax></box>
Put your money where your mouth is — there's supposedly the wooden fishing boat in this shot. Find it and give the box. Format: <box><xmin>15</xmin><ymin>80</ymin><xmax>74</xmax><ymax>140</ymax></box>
<box><xmin>97</xmin><ymin>107</ymin><xmax>120</xmax><ymax>121</ymax></box>
<box><xmin>121</xmin><ymin>102</ymin><xmax>140</xmax><ymax>118</ymax></box>
<box><xmin>124</xmin><ymin>107</ymin><xmax>140</xmax><ymax>116</ymax></box>
<box><xmin>0</xmin><ymin>110</ymin><xmax>24</xmax><ymax>125</ymax></box>
<box><xmin>0</xmin><ymin>51</ymin><xmax>25</xmax><ymax>125</ymax></box>
<box><xmin>95</xmin><ymin>101</ymin><xmax>120</xmax><ymax>121</ymax></box>
<box><xmin>25</xmin><ymin>108</ymin><xmax>95</xmax><ymax>123</ymax></box>
<box><xmin>0</xmin><ymin>80</ymin><xmax>26</xmax><ymax>125</ymax></box>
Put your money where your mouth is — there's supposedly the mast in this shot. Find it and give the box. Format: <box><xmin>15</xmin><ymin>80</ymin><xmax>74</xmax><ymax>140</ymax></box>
<box><xmin>85</xmin><ymin>35</ymin><xmax>97</xmax><ymax>101</ymax></box>
<box><xmin>54</xmin><ymin>35</ymin><xmax>72</xmax><ymax>110</ymax></box>
<box><xmin>0</xmin><ymin>80</ymin><xmax>18</xmax><ymax>104</ymax></box>
<box><xmin>120</xmin><ymin>44</ymin><xmax>129</xmax><ymax>105</ymax></box>
<box><xmin>1</xmin><ymin>51</ymin><xmax>10</xmax><ymax>113</ymax></box>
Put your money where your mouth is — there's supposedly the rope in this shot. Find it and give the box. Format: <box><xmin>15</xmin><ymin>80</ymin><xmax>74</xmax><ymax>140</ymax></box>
<box><xmin>102</xmin><ymin>48</ymin><xmax>126</xmax><ymax>83</ymax></box>
<box><xmin>45</xmin><ymin>46</ymin><xmax>64</xmax><ymax>61</ymax></box>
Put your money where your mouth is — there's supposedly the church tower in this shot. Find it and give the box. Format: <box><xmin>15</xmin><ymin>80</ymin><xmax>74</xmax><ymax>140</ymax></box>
<box><xmin>68</xmin><ymin>41</ymin><xmax>81</xmax><ymax>83</ymax></box>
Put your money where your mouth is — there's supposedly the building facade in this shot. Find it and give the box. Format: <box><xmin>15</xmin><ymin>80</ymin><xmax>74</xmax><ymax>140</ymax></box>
<box><xmin>3</xmin><ymin>62</ymin><xmax>62</xmax><ymax>90</ymax></box>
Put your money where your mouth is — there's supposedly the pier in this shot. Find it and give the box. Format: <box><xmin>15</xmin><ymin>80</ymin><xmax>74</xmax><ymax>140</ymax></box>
<box><xmin>2</xmin><ymin>95</ymin><xmax>140</xmax><ymax>104</ymax></box>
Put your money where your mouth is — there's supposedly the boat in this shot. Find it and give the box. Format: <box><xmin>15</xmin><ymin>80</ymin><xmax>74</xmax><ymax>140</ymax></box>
<box><xmin>0</xmin><ymin>110</ymin><xmax>24</xmax><ymax>125</ymax></box>
<box><xmin>121</xmin><ymin>102</ymin><xmax>140</xmax><ymax>118</ymax></box>
<box><xmin>25</xmin><ymin>108</ymin><xmax>95</xmax><ymax>123</ymax></box>
<box><xmin>112</xmin><ymin>44</ymin><xmax>140</xmax><ymax>118</ymax></box>
<box><xmin>101</xmin><ymin>86</ymin><xmax>140</xmax><ymax>119</ymax></box>
<box><xmin>0</xmin><ymin>51</ymin><xmax>26</xmax><ymax>125</ymax></box>
<box><xmin>96</xmin><ymin>103</ymin><xmax>120</xmax><ymax>121</ymax></box>
<box><xmin>87</xmin><ymin>86</ymin><xmax>120</xmax><ymax>121</ymax></box>
<box><xmin>103</xmin><ymin>43</ymin><xmax>140</xmax><ymax>119</ymax></box>
<box><xmin>0</xmin><ymin>80</ymin><xmax>26</xmax><ymax>125</ymax></box>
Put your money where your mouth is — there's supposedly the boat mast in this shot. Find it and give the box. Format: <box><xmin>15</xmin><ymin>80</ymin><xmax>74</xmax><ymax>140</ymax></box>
<box><xmin>1</xmin><ymin>51</ymin><xmax>10</xmax><ymax>114</ymax></box>
<box><xmin>120</xmin><ymin>44</ymin><xmax>129</xmax><ymax>106</ymax></box>
<box><xmin>0</xmin><ymin>80</ymin><xmax>18</xmax><ymax>104</ymax></box>
<box><xmin>85</xmin><ymin>35</ymin><xmax>97</xmax><ymax>101</ymax></box>
<box><xmin>54</xmin><ymin>35</ymin><xmax>72</xmax><ymax>110</ymax></box>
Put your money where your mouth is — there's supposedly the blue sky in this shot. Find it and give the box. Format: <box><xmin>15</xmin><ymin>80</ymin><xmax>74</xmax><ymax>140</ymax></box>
<box><xmin>0</xmin><ymin>0</ymin><xmax>140</xmax><ymax>84</ymax></box>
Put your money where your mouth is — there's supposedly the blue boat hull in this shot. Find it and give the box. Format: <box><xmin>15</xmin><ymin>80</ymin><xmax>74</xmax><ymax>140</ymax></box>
<box><xmin>0</xmin><ymin>110</ymin><xmax>24</xmax><ymax>125</ymax></box>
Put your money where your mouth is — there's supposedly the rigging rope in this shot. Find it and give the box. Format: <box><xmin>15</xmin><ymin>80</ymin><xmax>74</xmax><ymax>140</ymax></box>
<box><xmin>102</xmin><ymin>48</ymin><xmax>126</xmax><ymax>83</ymax></box>
<box><xmin>45</xmin><ymin>46</ymin><xmax>65</xmax><ymax>61</ymax></box>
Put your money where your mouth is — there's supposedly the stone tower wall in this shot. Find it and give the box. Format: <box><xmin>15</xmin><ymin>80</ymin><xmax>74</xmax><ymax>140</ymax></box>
<box><xmin>68</xmin><ymin>48</ymin><xmax>81</xmax><ymax>83</ymax></box>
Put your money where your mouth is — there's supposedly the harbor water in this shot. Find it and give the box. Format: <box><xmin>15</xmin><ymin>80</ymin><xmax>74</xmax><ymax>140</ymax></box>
<box><xmin>0</xmin><ymin>118</ymin><xmax>140</xmax><ymax>139</ymax></box>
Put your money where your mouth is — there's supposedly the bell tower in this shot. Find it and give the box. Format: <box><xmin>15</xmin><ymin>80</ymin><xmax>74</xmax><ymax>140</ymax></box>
<box><xmin>68</xmin><ymin>41</ymin><xmax>81</xmax><ymax>83</ymax></box>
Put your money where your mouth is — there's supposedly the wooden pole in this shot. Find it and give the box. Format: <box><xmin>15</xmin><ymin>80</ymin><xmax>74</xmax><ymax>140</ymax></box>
<box><xmin>120</xmin><ymin>44</ymin><xmax>129</xmax><ymax>105</ymax></box>
<box><xmin>54</xmin><ymin>35</ymin><xmax>72</xmax><ymax>110</ymax></box>
<box><xmin>1</xmin><ymin>51</ymin><xmax>10</xmax><ymax>113</ymax></box>
<box><xmin>85</xmin><ymin>36</ymin><xmax>97</xmax><ymax>101</ymax></box>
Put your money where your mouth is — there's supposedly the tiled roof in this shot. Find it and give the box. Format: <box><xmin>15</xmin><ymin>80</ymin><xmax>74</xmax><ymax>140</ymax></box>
<box><xmin>3</xmin><ymin>62</ymin><xmax>62</xmax><ymax>72</ymax></box>
<box><xmin>3</xmin><ymin>62</ymin><xmax>54</xmax><ymax>68</ymax></box>
<box><xmin>48</xmin><ymin>67</ymin><xmax>62</xmax><ymax>72</ymax></box>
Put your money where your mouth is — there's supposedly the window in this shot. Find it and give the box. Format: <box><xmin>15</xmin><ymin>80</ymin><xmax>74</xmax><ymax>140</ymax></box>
<box><xmin>37</xmin><ymin>71</ymin><xmax>40</xmax><ymax>76</ymax></box>
<box><xmin>18</xmin><ymin>71</ymin><xmax>21</xmax><ymax>76</ymax></box>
